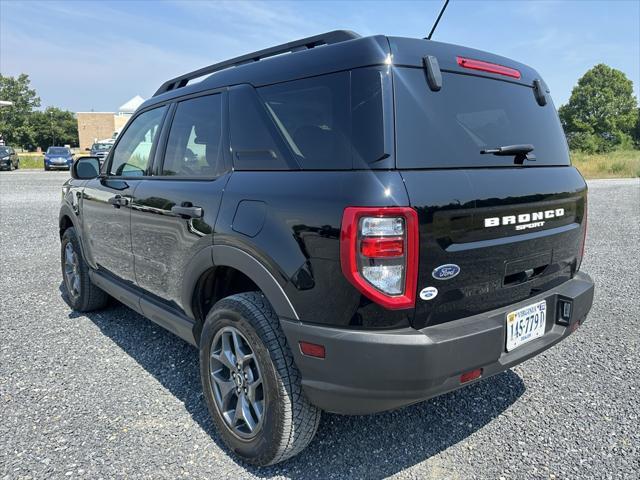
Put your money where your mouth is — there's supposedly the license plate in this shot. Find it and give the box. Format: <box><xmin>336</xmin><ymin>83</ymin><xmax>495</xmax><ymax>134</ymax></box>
<box><xmin>506</xmin><ymin>300</ymin><xmax>547</xmax><ymax>351</ymax></box>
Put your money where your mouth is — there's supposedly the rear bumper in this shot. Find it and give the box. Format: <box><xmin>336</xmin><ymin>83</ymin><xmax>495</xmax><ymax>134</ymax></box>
<box><xmin>281</xmin><ymin>272</ymin><xmax>594</xmax><ymax>415</ymax></box>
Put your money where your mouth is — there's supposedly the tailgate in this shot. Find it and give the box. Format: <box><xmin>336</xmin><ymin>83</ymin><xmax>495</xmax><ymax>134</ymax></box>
<box><xmin>403</xmin><ymin>167</ymin><xmax>587</xmax><ymax>328</ymax></box>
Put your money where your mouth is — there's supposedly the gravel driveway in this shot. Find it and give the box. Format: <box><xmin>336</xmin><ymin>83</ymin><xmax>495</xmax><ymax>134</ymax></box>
<box><xmin>1</xmin><ymin>171</ymin><xmax>638</xmax><ymax>479</ymax></box>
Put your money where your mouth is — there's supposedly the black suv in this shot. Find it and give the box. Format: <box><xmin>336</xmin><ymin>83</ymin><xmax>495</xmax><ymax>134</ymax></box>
<box><xmin>0</xmin><ymin>145</ymin><xmax>19</xmax><ymax>170</ymax></box>
<box><xmin>60</xmin><ymin>31</ymin><xmax>594</xmax><ymax>466</ymax></box>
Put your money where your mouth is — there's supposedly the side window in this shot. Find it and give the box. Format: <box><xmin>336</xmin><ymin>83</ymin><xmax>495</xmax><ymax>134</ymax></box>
<box><xmin>109</xmin><ymin>106</ymin><xmax>166</xmax><ymax>177</ymax></box>
<box><xmin>257</xmin><ymin>72</ymin><xmax>351</xmax><ymax>170</ymax></box>
<box><xmin>229</xmin><ymin>84</ymin><xmax>292</xmax><ymax>171</ymax></box>
<box><xmin>161</xmin><ymin>94</ymin><xmax>225</xmax><ymax>177</ymax></box>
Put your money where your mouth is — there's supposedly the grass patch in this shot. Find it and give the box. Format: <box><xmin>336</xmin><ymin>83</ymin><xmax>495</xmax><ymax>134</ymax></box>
<box><xmin>16</xmin><ymin>149</ymin><xmax>640</xmax><ymax>178</ymax></box>
<box><xmin>571</xmin><ymin>149</ymin><xmax>640</xmax><ymax>179</ymax></box>
<box><xmin>18</xmin><ymin>154</ymin><xmax>45</xmax><ymax>169</ymax></box>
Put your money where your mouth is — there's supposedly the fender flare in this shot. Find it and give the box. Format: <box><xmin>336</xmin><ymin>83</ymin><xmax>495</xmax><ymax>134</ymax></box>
<box><xmin>181</xmin><ymin>245</ymin><xmax>299</xmax><ymax>321</ymax></box>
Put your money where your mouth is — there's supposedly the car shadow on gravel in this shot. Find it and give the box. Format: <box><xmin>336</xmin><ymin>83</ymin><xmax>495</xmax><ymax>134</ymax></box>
<box><xmin>70</xmin><ymin>292</ymin><xmax>525</xmax><ymax>479</ymax></box>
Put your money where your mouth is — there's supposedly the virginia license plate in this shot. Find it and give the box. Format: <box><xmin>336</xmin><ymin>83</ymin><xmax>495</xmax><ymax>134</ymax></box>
<box><xmin>506</xmin><ymin>300</ymin><xmax>547</xmax><ymax>351</ymax></box>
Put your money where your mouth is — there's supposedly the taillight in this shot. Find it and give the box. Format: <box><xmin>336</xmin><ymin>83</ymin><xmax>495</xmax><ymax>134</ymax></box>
<box><xmin>457</xmin><ymin>56</ymin><xmax>521</xmax><ymax>79</ymax></box>
<box><xmin>578</xmin><ymin>195</ymin><xmax>588</xmax><ymax>271</ymax></box>
<box><xmin>340</xmin><ymin>207</ymin><xmax>418</xmax><ymax>310</ymax></box>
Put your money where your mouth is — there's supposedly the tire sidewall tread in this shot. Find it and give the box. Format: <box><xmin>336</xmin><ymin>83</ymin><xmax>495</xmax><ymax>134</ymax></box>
<box><xmin>200</xmin><ymin>292</ymin><xmax>320</xmax><ymax>466</ymax></box>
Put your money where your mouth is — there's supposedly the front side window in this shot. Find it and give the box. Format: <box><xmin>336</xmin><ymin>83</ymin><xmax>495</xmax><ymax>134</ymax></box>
<box><xmin>109</xmin><ymin>106</ymin><xmax>166</xmax><ymax>176</ymax></box>
<box><xmin>161</xmin><ymin>94</ymin><xmax>225</xmax><ymax>177</ymax></box>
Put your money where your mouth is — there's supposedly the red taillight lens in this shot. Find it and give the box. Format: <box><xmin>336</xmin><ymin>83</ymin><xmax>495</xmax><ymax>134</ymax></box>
<box><xmin>340</xmin><ymin>207</ymin><xmax>418</xmax><ymax>310</ymax></box>
<box><xmin>578</xmin><ymin>195</ymin><xmax>588</xmax><ymax>270</ymax></box>
<box><xmin>457</xmin><ymin>56</ymin><xmax>521</xmax><ymax>79</ymax></box>
<box><xmin>360</xmin><ymin>236</ymin><xmax>404</xmax><ymax>258</ymax></box>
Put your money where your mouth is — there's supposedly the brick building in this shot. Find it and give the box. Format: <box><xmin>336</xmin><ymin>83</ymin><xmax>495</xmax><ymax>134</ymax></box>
<box><xmin>76</xmin><ymin>95</ymin><xmax>144</xmax><ymax>150</ymax></box>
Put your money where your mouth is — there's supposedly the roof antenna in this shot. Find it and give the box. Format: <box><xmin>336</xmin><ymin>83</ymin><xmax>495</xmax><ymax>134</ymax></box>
<box><xmin>425</xmin><ymin>0</ymin><xmax>450</xmax><ymax>40</ymax></box>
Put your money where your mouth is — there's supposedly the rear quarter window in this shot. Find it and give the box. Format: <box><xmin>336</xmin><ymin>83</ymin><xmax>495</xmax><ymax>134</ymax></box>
<box><xmin>394</xmin><ymin>68</ymin><xmax>570</xmax><ymax>168</ymax></box>
<box><xmin>229</xmin><ymin>67</ymin><xmax>392</xmax><ymax>171</ymax></box>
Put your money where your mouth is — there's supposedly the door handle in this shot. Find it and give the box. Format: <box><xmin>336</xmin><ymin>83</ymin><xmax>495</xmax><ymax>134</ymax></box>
<box><xmin>108</xmin><ymin>195</ymin><xmax>129</xmax><ymax>208</ymax></box>
<box><xmin>171</xmin><ymin>205</ymin><xmax>203</xmax><ymax>219</ymax></box>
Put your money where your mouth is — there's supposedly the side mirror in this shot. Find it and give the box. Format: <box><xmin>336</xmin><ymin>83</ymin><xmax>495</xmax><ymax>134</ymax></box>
<box><xmin>72</xmin><ymin>156</ymin><xmax>101</xmax><ymax>179</ymax></box>
<box><xmin>85</xmin><ymin>147</ymin><xmax>91</xmax><ymax>151</ymax></box>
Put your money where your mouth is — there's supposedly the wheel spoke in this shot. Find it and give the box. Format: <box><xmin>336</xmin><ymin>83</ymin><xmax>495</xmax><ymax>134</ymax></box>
<box><xmin>211</xmin><ymin>349</ymin><xmax>235</xmax><ymax>371</ymax></box>
<box><xmin>65</xmin><ymin>244</ymin><xmax>74</xmax><ymax>265</ymax></box>
<box><xmin>211</xmin><ymin>370</ymin><xmax>236</xmax><ymax>406</ymax></box>
<box><xmin>246</xmin><ymin>377</ymin><xmax>262</xmax><ymax>403</ymax></box>
<box><xmin>233</xmin><ymin>395</ymin><xmax>257</xmax><ymax>433</ymax></box>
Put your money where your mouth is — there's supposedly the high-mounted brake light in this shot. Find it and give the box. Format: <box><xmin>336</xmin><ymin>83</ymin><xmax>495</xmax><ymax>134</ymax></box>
<box><xmin>340</xmin><ymin>207</ymin><xmax>418</xmax><ymax>310</ymax></box>
<box><xmin>457</xmin><ymin>56</ymin><xmax>521</xmax><ymax>79</ymax></box>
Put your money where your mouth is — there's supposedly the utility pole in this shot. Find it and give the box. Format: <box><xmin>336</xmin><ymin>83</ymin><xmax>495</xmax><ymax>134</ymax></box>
<box><xmin>50</xmin><ymin>111</ymin><xmax>55</xmax><ymax>147</ymax></box>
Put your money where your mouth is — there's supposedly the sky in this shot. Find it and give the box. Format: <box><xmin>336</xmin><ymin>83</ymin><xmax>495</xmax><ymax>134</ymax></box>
<box><xmin>1</xmin><ymin>0</ymin><xmax>638</xmax><ymax>112</ymax></box>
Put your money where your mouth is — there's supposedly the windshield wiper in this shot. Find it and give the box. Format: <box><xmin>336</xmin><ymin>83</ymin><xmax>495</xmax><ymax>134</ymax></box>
<box><xmin>481</xmin><ymin>144</ymin><xmax>535</xmax><ymax>165</ymax></box>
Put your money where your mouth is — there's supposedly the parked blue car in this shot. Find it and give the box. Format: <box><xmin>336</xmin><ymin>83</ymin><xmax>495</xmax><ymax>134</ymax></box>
<box><xmin>44</xmin><ymin>147</ymin><xmax>74</xmax><ymax>171</ymax></box>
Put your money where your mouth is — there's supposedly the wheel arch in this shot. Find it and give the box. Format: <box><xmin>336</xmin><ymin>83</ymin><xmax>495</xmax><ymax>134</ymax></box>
<box><xmin>184</xmin><ymin>245</ymin><xmax>299</xmax><ymax>343</ymax></box>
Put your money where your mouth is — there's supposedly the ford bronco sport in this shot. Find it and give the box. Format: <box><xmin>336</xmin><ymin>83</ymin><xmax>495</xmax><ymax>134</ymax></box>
<box><xmin>59</xmin><ymin>31</ymin><xmax>594</xmax><ymax>465</ymax></box>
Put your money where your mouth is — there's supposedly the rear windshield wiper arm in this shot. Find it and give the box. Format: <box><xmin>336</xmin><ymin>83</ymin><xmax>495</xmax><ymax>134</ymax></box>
<box><xmin>481</xmin><ymin>144</ymin><xmax>535</xmax><ymax>165</ymax></box>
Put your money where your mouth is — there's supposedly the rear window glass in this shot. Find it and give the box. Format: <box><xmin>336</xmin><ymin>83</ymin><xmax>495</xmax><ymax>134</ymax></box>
<box><xmin>394</xmin><ymin>68</ymin><xmax>570</xmax><ymax>168</ymax></box>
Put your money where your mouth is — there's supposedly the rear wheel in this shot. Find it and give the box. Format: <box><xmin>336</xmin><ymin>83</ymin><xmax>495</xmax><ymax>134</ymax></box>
<box><xmin>61</xmin><ymin>227</ymin><xmax>109</xmax><ymax>311</ymax></box>
<box><xmin>200</xmin><ymin>292</ymin><xmax>320</xmax><ymax>466</ymax></box>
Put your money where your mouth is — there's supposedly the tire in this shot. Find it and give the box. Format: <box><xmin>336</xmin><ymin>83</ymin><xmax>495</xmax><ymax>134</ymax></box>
<box><xmin>61</xmin><ymin>227</ymin><xmax>109</xmax><ymax>311</ymax></box>
<box><xmin>15</xmin><ymin>160</ymin><xmax>19</xmax><ymax>170</ymax></box>
<box><xmin>9</xmin><ymin>161</ymin><xmax>14</xmax><ymax>171</ymax></box>
<box><xmin>200</xmin><ymin>292</ymin><xmax>320</xmax><ymax>466</ymax></box>
<box><xmin>44</xmin><ymin>164</ymin><xmax>50</xmax><ymax>171</ymax></box>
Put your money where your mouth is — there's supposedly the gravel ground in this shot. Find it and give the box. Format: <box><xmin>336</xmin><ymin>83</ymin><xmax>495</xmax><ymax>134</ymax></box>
<box><xmin>1</xmin><ymin>171</ymin><xmax>638</xmax><ymax>480</ymax></box>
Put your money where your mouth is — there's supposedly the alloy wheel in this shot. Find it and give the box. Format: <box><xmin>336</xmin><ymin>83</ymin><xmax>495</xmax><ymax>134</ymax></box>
<box><xmin>209</xmin><ymin>326</ymin><xmax>265</xmax><ymax>439</ymax></box>
<box><xmin>64</xmin><ymin>242</ymin><xmax>81</xmax><ymax>300</ymax></box>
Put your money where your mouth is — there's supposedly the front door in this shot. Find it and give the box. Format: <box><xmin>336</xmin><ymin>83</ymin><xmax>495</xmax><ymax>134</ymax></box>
<box><xmin>81</xmin><ymin>106</ymin><xmax>167</xmax><ymax>283</ymax></box>
<box><xmin>131</xmin><ymin>93</ymin><xmax>229</xmax><ymax>310</ymax></box>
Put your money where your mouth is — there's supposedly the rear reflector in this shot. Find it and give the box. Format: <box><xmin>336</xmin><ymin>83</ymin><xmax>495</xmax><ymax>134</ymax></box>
<box><xmin>299</xmin><ymin>341</ymin><xmax>325</xmax><ymax>359</ymax></box>
<box><xmin>457</xmin><ymin>56</ymin><xmax>521</xmax><ymax>79</ymax></box>
<box><xmin>460</xmin><ymin>368</ymin><xmax>483</xmax><ymax>384</ymax></box>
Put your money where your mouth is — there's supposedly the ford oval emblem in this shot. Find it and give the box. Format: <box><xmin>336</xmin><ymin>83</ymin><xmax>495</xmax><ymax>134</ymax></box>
<box><xmin>432</xmin><ymin>264</ymin><xmax>460</xmax><ymax>280</ymax></box>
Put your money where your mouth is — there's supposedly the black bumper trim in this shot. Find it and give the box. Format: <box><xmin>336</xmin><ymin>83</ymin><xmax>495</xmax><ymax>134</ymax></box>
<box><xmin>280</xmin><ymin>272</ymin><xmax>594</xmax><ymax>415</ymax></box>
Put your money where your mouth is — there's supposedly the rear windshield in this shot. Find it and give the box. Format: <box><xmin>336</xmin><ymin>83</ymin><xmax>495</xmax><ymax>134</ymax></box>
<box><xmin>92</xmin><ymin>143</ymin><xmax>112</xmax><ymax>151</ymax></box>
<box><xmin>47</xmin><ymin>147</ymin><xmax>69</xmax><ymax>155</ymax></box>
<box><xmin>394</xmin><ymin>68</ymin><xmax>570</xmax><ymax>168</ymax></box>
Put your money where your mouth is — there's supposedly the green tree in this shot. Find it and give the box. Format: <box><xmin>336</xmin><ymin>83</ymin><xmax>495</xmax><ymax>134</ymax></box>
<box><xmin>559</xmin><ymin>64</ymin><xmax>638</xmax><ymax>153</ymax></box>
<box><xmin>31</xmin><ymin>107</ymin><xmax>79</xmax><ymax>150</ymax></box>
<box><xmin>0</xmin><ymin>74</ymin><xmax>41</xmax><ymax>148</ymax></box>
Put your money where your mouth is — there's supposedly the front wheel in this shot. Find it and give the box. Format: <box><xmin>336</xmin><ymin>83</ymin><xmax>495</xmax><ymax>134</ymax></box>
<box><xmin>61</xmin><ymin>227</ymin><xmax>109</xmax><ymax>311</ymax></box>
<box><xmin>200</xmin><ymin>292</ymin><xmax>320</xmax><ymax>466</ymax></box>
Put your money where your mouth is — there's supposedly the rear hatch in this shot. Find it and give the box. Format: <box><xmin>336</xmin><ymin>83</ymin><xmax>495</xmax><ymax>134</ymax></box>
<box><xmin>389</xmin><ymin>38</ymin><xmax>587</xmax><ymax>328</ymax></box>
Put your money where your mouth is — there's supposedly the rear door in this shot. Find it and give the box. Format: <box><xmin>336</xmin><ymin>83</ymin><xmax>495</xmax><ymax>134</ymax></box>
<box><xmin>130</xmin><ymin>92</ymin><xmax>230</xmax><ymax>310</ymax></box>
<box><xmin>81</xmin><ymin>106</ymin><xmax>167</xmax><ymax>283</ymax></box>
<box><xmin>392</xmin><ymin>62</ymin><xmax>587</xmax><ymax>329</ymax></box>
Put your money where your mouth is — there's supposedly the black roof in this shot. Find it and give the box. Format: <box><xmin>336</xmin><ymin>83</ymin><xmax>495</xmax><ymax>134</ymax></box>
<box><xmin>140</xmin><ymin>30</ymin><xmax>541</xmax><ymax>111</ymax></box>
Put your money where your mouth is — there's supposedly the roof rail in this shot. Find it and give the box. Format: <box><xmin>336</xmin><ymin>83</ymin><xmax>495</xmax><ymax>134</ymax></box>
<box><xmin>153</xmin><ymin>30</ymin><xmax>360</xmax><ymax>97</ymax></box>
